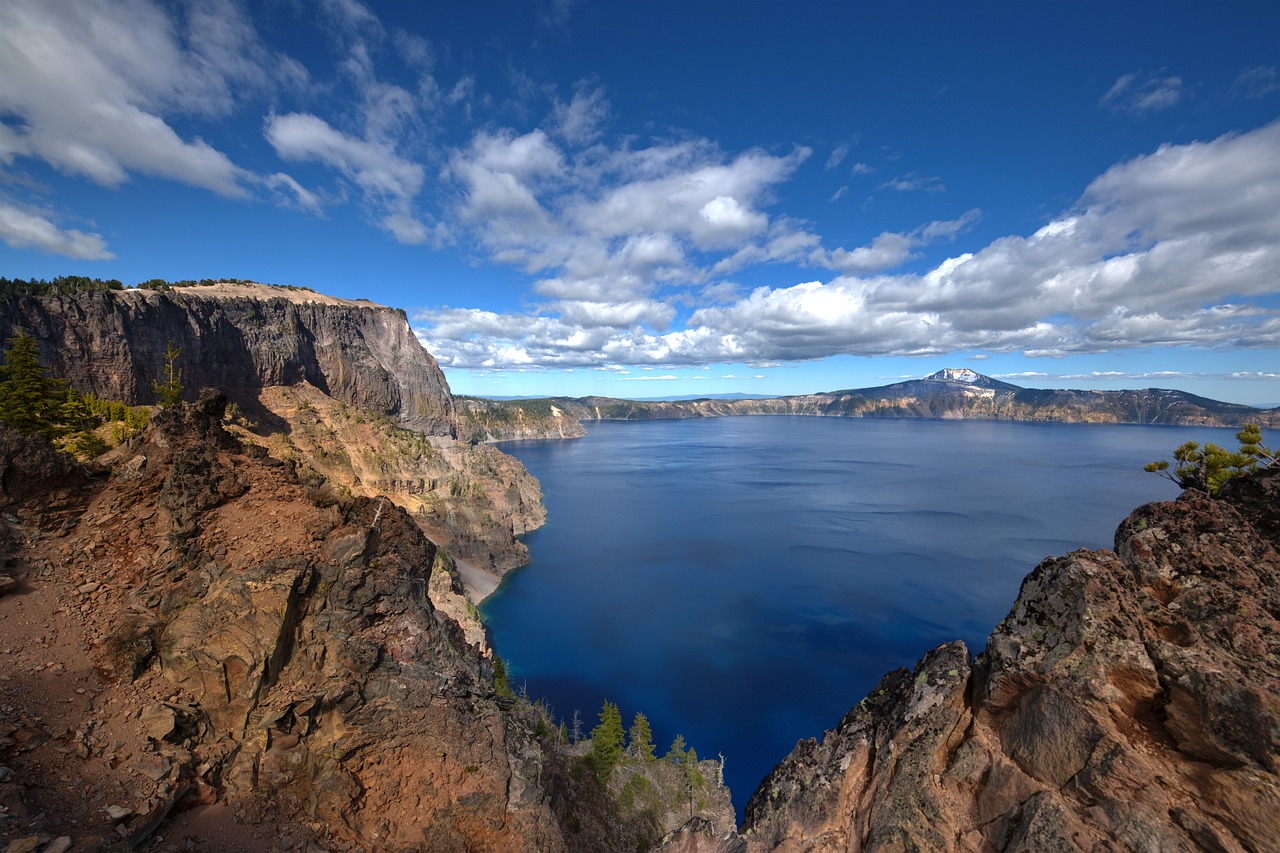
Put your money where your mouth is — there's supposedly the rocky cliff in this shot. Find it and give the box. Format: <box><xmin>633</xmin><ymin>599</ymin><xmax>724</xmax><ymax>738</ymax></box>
<box><xmin>737</xmin><ymin>468</ymin><xmax>1280</xmax><ymax>852</ymax></box>
<box><xmin>0</xmin><ymin>282</ymin><xmax>455</xmax><ymax>436</ymax></box>
<box><xmin>457</xmin><ymin>370</ymin><xmax>1280</xmax><ymax>442</ymax></box>
<box><xmin>0</xmin><ymin>283</ymin><xmax>551</xmax><ymax>585</ymax></box>
<box><xmin>0</xmin><ymin>394</ymin><xmax>738</xmax><ymax>852</ymax></box>
<box><xmin>0</xmin><ymin>393</ymin><xmax>565</xmax><ymax>850</ymax></box>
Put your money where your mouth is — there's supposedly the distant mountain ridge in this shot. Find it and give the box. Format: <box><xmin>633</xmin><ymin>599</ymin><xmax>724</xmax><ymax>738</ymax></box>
<box><xmin>456</xmin><ymin>368</ymin><xmax>1280</xmax><ymax>442</ymax></box>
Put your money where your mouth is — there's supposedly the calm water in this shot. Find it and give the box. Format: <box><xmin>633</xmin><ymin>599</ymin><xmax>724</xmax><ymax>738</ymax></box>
<box><xmin>480</xmin><ymin>416</ymin><xmax>1260</xmax><ymax>817</ymax></box>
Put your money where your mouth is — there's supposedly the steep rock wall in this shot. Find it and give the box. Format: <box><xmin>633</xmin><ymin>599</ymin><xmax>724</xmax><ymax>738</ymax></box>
<box><xmin>0</xmin><ymin>284</ymin><xmax>455</xmax><ymax>436</ymax></box>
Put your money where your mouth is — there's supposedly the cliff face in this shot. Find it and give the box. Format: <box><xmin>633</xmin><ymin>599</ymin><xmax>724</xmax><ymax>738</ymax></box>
<box><xmin>249</xmin><ymin>384</ymin><xmax>545</xmax><ymax>578</ymax></box>
<box><xmin>0</xmin><ymin>283</ymin><xmax>455</xmax><ymax>436</ymax></box>
<box><xmin>0</xmin><ymin>397</ymin><xmax>739</xmax><ymax>851</ymax></box>
<box><xmin>740</xmin><ymin>468</ymin><xmax>1280</xmax><ymax>852</ymax></box>
<box><xmin>0</xmin><ymin>393</ymin><xmax>566</xmax><ymax>851</ymax></box>
<box><xmin>0</xmin><ymin>282</ymin><xmax>549</xmax><ymax>584</ymax></box>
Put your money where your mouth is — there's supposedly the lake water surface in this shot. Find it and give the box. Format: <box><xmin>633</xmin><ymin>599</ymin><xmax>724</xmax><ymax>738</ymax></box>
<box><xmin>480</xmin><ymin>416</ymin><xmax>1260</xmax><ymax>817</ymax></box>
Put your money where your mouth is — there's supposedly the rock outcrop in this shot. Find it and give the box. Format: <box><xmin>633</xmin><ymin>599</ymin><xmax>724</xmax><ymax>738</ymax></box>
<box><xmin>0</xmin><ymin>282</ymin><xmax>550</xmax><ymax>585</ymax></box>
<box><xmin>245</xmin><ymin>384</ymin><xmax>545</xmax><ymax>579</ymax></box>
<box><xmin>742</xmin><ymin>468</ymin><xmax>1280</xmax><ymax>851</ymax></box>
<box><xmin>0</xmin><ymin>393</ymin><xmax>566</xmax><ymax>851</ymax></box>
<box><xmin>0</xmin><ymin>394</ymin><xmax>738</xmax><ymax>852</ymax></box>
<box><xmin>0</xmin><ymin>282</ymin><xmax>455</xmax><ymax>436</ymax></box>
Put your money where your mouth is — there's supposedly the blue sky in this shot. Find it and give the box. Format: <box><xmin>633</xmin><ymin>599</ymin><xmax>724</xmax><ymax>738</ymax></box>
<box><xmin>2</xmin><ymin>1</ymin><xmax>1279</xmax><ymax>404</ymax></box>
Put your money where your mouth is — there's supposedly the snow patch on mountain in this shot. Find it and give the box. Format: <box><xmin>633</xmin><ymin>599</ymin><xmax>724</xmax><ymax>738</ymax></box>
<box><xmin>926</xmin><ymin>368</ymin><xmax>987</xmax><ymax>384</ymax></box>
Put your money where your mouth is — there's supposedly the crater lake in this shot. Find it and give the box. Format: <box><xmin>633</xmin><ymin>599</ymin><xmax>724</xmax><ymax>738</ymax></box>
<box><xmin>479</xmin><ymin>416</ymin><xmax>1271</xmax><ymax>816</ymax></box>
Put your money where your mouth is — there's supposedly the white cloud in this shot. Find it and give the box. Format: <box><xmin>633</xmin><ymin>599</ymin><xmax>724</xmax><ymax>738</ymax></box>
<box><xmin>0</xmin><ymin>0</ymin><xmax>301</xmax><ymax>198</ymax></box>
<box><xmin>825</xmin><ymin>134</ymin><xmax>860</xmax><ymax>170</ymax></box>
<box><xmin>552</xmin><ymin>84</ymin><xmax>610</xmax><ymax>145</ymax></box>
<box><xmin>879</xmin><ymin>173</ymin><xmax>944</xmax><ymax>193</ymax></box>
<box><xmin>1101</xmin><ymin>71</ymin><xmax>1183</xmax><ymax>114</ymax></box>
<box><xmin>435</xmin><ymin>129</ymin><xmax>817</xmax><ymax>327</ymax></box>
<box><xmin>0</xmin><ymin>203</ymin><xmax>113</xmax><ymax>259</ymax></box>
<box><xmin>265</xmin><ymin>112</ymin><xmax>427</xmax><ymax>242</ymax></box>
<box><xmin>423</xmin><ymin>121</ymin><xmax>1280</xmax><ymax>370</ymax></box>
<box><xmin>1230</xmin><ymin>66</ymin><xmax>1280</xmax><ymax>100</ymax></box>
<box><xmin>263</xmin><ymin>172</ymin><xmax>324</xmax><ymax>215</ymax></box>
<box><xmin>382</xmin><ymin>213</ymin><xmax>432</xmax><ymax>245</ymax></box>
<box><xmin>813</xmin><ymin>210</ymin><xmax>980</xmax><ymax>275</ymax></box>
<box><xmin>570</xmin><ymin>147</ymin><xmax>810</xmax><ymax>247</ymax></box>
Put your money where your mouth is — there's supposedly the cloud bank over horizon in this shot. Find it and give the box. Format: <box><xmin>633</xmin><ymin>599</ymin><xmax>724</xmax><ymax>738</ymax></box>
<box><xmin>415</xmin><ymin>120</ymin><xmax>1280</xmax><ymax>371</ymax></box>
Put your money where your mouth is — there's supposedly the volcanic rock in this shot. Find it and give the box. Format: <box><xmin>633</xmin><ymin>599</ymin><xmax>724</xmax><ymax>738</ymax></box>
<box><xmin>743</xmin><ymin>468</ymin><xmax>1280</xmax><ymax>851</ymax></box>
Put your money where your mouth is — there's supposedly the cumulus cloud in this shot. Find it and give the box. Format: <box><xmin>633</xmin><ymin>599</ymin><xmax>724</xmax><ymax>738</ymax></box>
<box><xmin>421</xmin><ymin>121</ymin><xmax>1280</xmax><ymax>370</ymax></box>
<box><xmin>0</xmin><ymin>0</ymin><xmax>302</xmax><ymax>197</ymax></box>
<box><xmin>436</xmin><ymin>129</ymin><xmax>814</xmax><ymax>319</ymax></box>
<box><xmin>571</xmin><ymin>147</ymin><xmax>810</xmax><ymax>248</ymax></box>
<box><xmin>812</xmin><ymin>210</ymin><xmax>980</xmax><ymax>275</ymax></box>
<box><xmin>1100</xmin><ymin>71</ymin><xmax>1183</xmax><ymax>114</ymax></box>
<box><xmin>0</xmin><ymin>203</ymin><xmax>114</xmax><ymax>259</ymax></box>
<box><xmin>265</xmin><ymin>112</ymin><xmax>428</xmax><ymax>242</ymax></box>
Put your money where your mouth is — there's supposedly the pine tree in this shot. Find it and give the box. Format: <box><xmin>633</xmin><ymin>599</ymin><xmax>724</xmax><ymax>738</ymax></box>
<box><xmin>683</xmin><ymin>746</ymin><xmax>705</xmax><ymax>818</ymax></box>
<box><xmin>587</xmin><ymin>700</ymin><xmax>624</xmax><ymax>779</ymax></box>
<box><xmin>492</xmin><ymin>656</ymin><xmax>513</xmax><ymax>698</ymax></box>
<box><xmin>665</xmin><ymin>733</ymin><xmax>687</xmax><ymax>764</ymax></box>
<box><xmin>152</xmin><ymin>340</ymin><xmax>184</xmax><ymax>408</ymax></box>
<box><xmin>627</xmin><ymin>712</ymin><xmax>655</xmax><ymax>761</ymax></box>
<box><xmin>0</xmin><ymin>333</ymin><xmax>71</xmax><ymax>438</ymax></box>
<box><xmin>1144</xmin><ymin>423</ymin><xmax>1274</xmax><ymax>496</ymax></box>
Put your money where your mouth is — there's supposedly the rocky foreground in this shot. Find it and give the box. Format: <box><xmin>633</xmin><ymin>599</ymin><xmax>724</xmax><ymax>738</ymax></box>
<box><xmin>2</xmin><ymin>398</ymin><xmax>1276</xmax><ymax>852</ymax></box>
<box><xmin>0</xmin><ymin>393</ymin><xmax>732</xmax><ymax>852</ymax></box>
<box><xmin>731</xmin><ymin>468</ymin><xmax>1280</xmax><ymax>852</ymax></box>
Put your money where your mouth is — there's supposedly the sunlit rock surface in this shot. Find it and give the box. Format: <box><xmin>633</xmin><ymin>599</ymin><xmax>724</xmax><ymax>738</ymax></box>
<box><xmin>742</xmin><ymin>469</ymin><xmax>1280</xmax><ymax>852</ymax></box>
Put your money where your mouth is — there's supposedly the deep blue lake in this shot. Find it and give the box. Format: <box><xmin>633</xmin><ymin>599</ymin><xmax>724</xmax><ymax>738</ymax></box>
<box><xmin>480</xmin><ymin>416</ymin><xmax>1267</xmax><ymax>819</ymax></box>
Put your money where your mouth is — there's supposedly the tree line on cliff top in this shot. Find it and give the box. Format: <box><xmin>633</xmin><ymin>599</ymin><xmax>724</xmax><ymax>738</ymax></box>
<box><xmin>0</xmin><ymin>275</ymin><xmax>314</xmax><ymax>297</ymax></box>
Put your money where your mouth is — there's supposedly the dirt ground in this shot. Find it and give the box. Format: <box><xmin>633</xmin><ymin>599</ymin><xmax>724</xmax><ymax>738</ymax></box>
<box><xmin>0</xmin><ymin>519</ymin><xmax>324</xmax><ymax>853</ymax></box>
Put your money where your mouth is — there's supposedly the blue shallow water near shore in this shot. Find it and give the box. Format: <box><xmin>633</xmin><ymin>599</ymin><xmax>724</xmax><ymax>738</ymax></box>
<box><xmin>479</xmin><ymin>416</ymin><xmax>1260</xmax><ymax>820</ymax></box>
